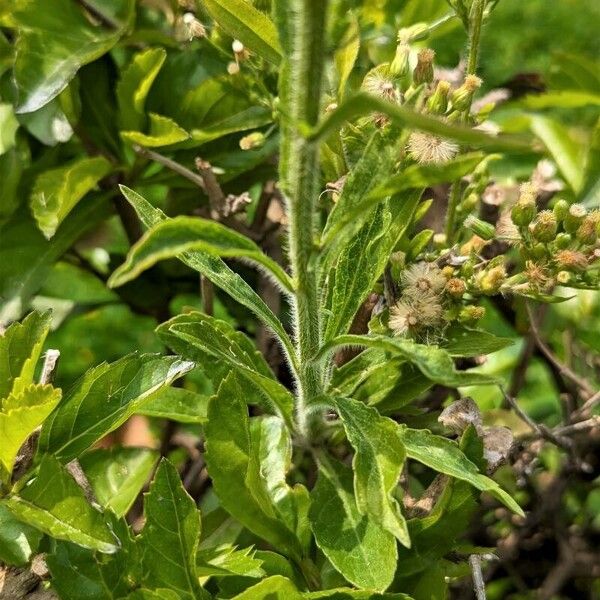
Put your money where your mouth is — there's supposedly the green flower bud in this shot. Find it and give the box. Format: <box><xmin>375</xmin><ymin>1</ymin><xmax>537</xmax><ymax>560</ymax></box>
<box><xmin>576</xmin><ymin>215</ymin><xmax>597</xmax><ymax>245</ymax></box>
<box><xmin>426</xmin><ymin>80</ymin><xmax>451</xmax><ymax>114</ymax></box>
<box><xmin>462</xmin><ymin>192</ymin><xmax>479</xmax><ymax>212</ymax></box>
<box><xmin>564</xmin><ymin>203</ymin><xmax>587</xmax><ymax>234</ymax></box>
<box><xmin>389</xmin><ymin>42</ymin><xmax>410</xmax><ymax>78</ymax></box>
<box><xmin>553</xmin><ymin>198</ymin><xmax>569</xmax><ymax>222</ymax></box>
<box><xmin>450</xmin><ymin>75</ymin><xmax>482</xmax><ymax>112</ymax></box>
<box><xmin>239</xmin><ymin>131</ymin><xmax>266</xmax><ymax>150</ymax></box>
<box><xmin>413</xmin><ymin>48</ymin><xmax>435</xmax><ymax>85</ymax></box>
<box><xmin>511</xmin><ymin>195</ymin><xmax>536</xmax><ymax>227</ymax></box>
<box><xmin>398</xmin><ymin>23</ymin><xmax>429</xmax><ymax>43</ymax></box>
<box><xmin>554</xmin><ymin>232</ymin><xmax>571</xmax><ymax>249</ymax></box>
<box><xmin>459</xmin><ymin>305</ymin><xmax>485</xmax><ymax>323</ymax></box>
<box><xmin>531</xmin><ymin>242</ymin><xmax>548</xmax><ymax>260</ymax></box>
<box><xmin>476</xmin><ymin>265</ymin><xmax>507</xmax><ymax>295</ymax></box>
<box><xmin>556</xmin><ymin>271</ymin><xmax>571</xmax><ymax>285</ymax></box>
<box><xmin>464</xmin><ymin>215</ymin><xmax>495</xmax><ymax>240</ymax></box>
<box><xmin>531</xmin><ymin>210</ymin><xmax>557</xmax><ymax>243</ymax></box>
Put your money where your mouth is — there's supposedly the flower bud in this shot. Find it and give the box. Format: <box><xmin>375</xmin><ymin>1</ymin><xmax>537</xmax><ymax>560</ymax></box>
<box><xmin>464</xmin><ymin>215</ymin><xmax>495</xmax><ymax>241</ymax></box>
<box><xmin>576</xmin><ymin>215</ymin><xmax>597</xmax><ymax>245</ymax></box>
<box><xmin>239</xmin><ymin>132</ymin><xmax>266</xmax><ymax>150</ymax></box>
<box><xmin>450</xmin><ymin>75</ymin><xmax>482</xmax><ymax>112</ymax></box>
<box><xmin>398</xmin><ymin>23</ymin><xmax>429</xmax><ymax>43</ymax></box>
<box><xmin>413</xmin><ymin>48</ymin><xmax>435</xmax><ymax>85</ymax></box>
<box><xmin>389</xmin><ymin>42</ymin><xmax>410</xmax><ymax>79</ymax></box>
<box><xmin>552</xmin><ymin>198</ymin><xmax>569</xmax><ymax>222</ymax></box>
<box><xmin>459</xmin><ymin>305</ymin><xmax>485</xmax><ymax>323</ymax></box>
<box><xmin>563</xmin><ymin>203</ymin><xmax>587</xmax><ymax>233</ymax></box>
<box><xmin>531</xmin><ymin>242</ymin><xmax>548</xmax><ymax>260</ymax></box>
<box><xmin>426</xmin><ymin>80</ymin><xmax>451</xmax><ymax>114</ymax></box>
<box><xmin>530</xmin><ymin>210</ymin><xmax>557</xmax><ymax>243</ymax></box>
<box><xmin>227</xmin><ymin>61</ymin><xmax>240</xmax><ymax>75</ymax></box>
<box><xmin>556</xmin><ymin>249</ymin><xmax>587</xmax><ymax>272</ymax></box>
<box><xmin>182</xmin><ymin>12</ymin><xmax>206</xmax><ymax>39</ymax></box>
<box><xmin>511</xmin><ymin>192</ymin><xmax>536</xmax><ymax>227</ymax></box>
<box><xmin>556</xmin><ymin>270</ymin><xmax>571</xmax><ymax>285</ymax></box>
<box><xmin>554</xmin><ymin>232</ymin><xmax>571</xmax><ymax>249</ymax></box>
<box><xmin>445</xmin><ymin>277</ymin><xmax>466</xmax><ymax>298</ymax></box>
<box><xmin>476</xmin><ymin>265</ymin><xmax>507</xmax><ymax>295</ymax></box>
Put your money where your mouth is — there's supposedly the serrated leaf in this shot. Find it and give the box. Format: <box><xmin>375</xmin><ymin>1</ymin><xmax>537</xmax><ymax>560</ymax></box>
<box><xmin>319</xmin><ymin>335</ymin><xmax>499</xmax><ymax>387</ymax></box>
<box><xmin>139</xmin><ymin>459</ymin><xmax>209</xmax><ymax>599</ymax></box>
<box><xmin>158</xmin><ymin>312</ymin><xmax>294</xmax><ymax>426</ymax></box>
<box><xmin>79</xmin><ymin>447</ymin><xmax>159</xmax><ymax>518</ymax></box>
<box><xmin>13</xmin><ymin>0</ymin><xmax>133</xmax><ymax>113</ymax></box>
<box><xmin>137</xmin><ymin>387</ymin><xmax>209</xmax><ymax>423</ymax></box>
<box><xmin>398</xmin><ymin>427</ymin><xmax>524</xmax><ymax>516</ymax></box>
<box><xmin>333</xmin><ymin>397</ymin><xmax>410</xmax><ymax>547</ymax></box>
<box><xmin>203</xmin><ymin>0</ymin><xmax>281</xmax><ymax>65</ymax></box>
<box><xmin>0</xmin><ymin>309</ymin><xmax>51</xmax><ymax>399</ymax></box>
<box><xmin>5</xmin><ymin>455</ymin><xmax>118</xmax><ymax>553</ymax></box>
<box><xmin>204</xmin><ymin>373</ymin><xmax>303</xmax><ymax>560</ymax></box>
<box><xmin>30</xmin><ymin>156</ymin><xmax>112</xmax><ymax>239</ymax></box>
<box><xmin>121</xmin><ymin>113</ymin><xmax>190</xmax><ymax>147</ymax></box>
<box><xmin>196</xmin><ymin>544</ymin><xmax>264</xmax><ymax>579</ymax></box>
<box><xmin>230</xmin><ymin>575</ymin><xmax>302</xmax><ymax>599</ymax></box>
<box><xmin>309</xmin><ymin>456</ymin><xmax>397</xmax><ymax>592</ymax></box>
<box><xmin>118</xmin><ymin>185</ymin><xmax>296</xmax><ymax>371</ymax></box>
<box><xmin>38</xmin><ymin>353</ymin><xmax>193</xmax><ymax>462</ymax></box>
<box><xmin>0</xmin><ymin>502</ymin><xmax>42</xmax><ymax>566</ymax></box>
<box><xmin>0</xmin><ymin>384</ymin><xmax>61</xmax><ymax>480</ymax></box>
<box><xmin>441</xmin><ymin>326</ymin><xmax>514</xmax><ymax>357</ymax></box>
<box><xmin>117</xmin><ymin>47</ymin><xmax>167</xmax><ymax>131</ymax></box>
<box><xmin>109</xmin><ymin>215</ymin><xmax>293</xmax><ymax>294</ymax></box>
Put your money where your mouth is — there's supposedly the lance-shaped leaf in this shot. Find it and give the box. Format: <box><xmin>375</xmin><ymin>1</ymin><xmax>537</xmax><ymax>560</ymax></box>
<box><xmin>117</xmin><ymin>186</ymin><xmax>296</xmax><ymax>371</ymax></box>
<box><xmin>0</xmin><ymin>310</ymin><xmax>51</xmax><ymax>399</ymax></box>
<box><xmin>109</xmin><ymin>215</ymin><xmax>293</xmax><ymax>294</ymax></box>
<box><xmin>204</xmin><ymin>373</ymin><xmax>303</xmax><ymax>560</ymax></box>
<box><xmin>203</xmin><ymin>0</ymin><xmax>281</xmax><ymax>65</ymax></box>
<box><xmin>398</xmin><ymin>427</ymin><xmax>524</xmax><ymax>516</ymax></box>
<box><xmin>30</xmin><ymin>156</ymin><xmax>112</xmax><ymax>239</ymax></box>
<box><xmin>117</xmin><ymin>47</ymin><xmax>167</xmax><ymax>131</ymax></box>
<box><xmin>158</xmin><ymin>312</ymin><xmax>294</xmax><ymax>426</ymax></box>
<box><xmin>139</xmin><ymin>459</ymin><xmax>209</xmax><ymax>599</ymax></box>
<box><xmin>13</xmin><ymin>0</ymin><xmax>133</xmax><ymax>113</ymax></box>
<box><xmin>121</xmin><ymin>113</ymin><xmax>190</xmax><ymax>147</ymax></box>
<box><xmin>441</xmin><ymin>326</ymin><xmax>514</xmax><ymax>357</ymax></box>
<box><xmin>4</xmin><ymin>455</ymin><xmax>118</xmax><ymax>553</ymax></box>
<box><xmin>79</xmin><ymin>447</ymin><xmax>159</xmax><ymax>518</ymax></box>
<box><xmin>0</xmin><ymin>503</ymin><xmax>42</xmax><ymax>566</ymax></box>
<box><xmin>0</xmin><ymin>384</ymin><xmax>61</xmax><ymax>481</ymax></box>
<box><xmin>318</xmin><ymin>335</ymin><xmax>499</xmax><ymax>387</ymax></box>
<box><xmin>309</xmin><ymin>455</ymin><xmax>397</xmax><ymax>592</ymax></box>
<box><xmin>333</xmin><ymin>397</ymin><xmax>410</xmax><ymax>547</ymax></box>
<box><xmin>136</xmin><ymin>387</ymin><xmax>209</xmax><ymax>424</ymax></box>
<box><xmin>250</xmin><ymin>416</ymin><xmax>312</xmax><ymax>554</ymax></box>
<box><xmin>38</xmin><ymin>353</ymin><xmax>193</xmax><ymax>462</ymax></box>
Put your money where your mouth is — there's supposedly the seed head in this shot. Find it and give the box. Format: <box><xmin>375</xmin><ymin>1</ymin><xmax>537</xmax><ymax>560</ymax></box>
<box><xmin>402</xmin><ymin>262</ymin><xmax>447</xmax><ymax>294</ymax></box>
<box><xmin>576</xmin><ymin>216</ymin><xmax>597</xmax><ymax>245</ymax></box>
<box><xmin>182</xmin><ymin>13</ymin><xmax>206</xmax><ymax>39</ymax></box>
<box><xmin>555</xmin><ymin>249</ymin><xmax>588</xmax><ymax>272</ymax></box>
<box><xmin>389</xmin><ymin>293</ymin><xmax>443</xmax><ymax>336</ymax></box>
<box><xmin>445</xmin><ymin>277</ymin><xmax>466</xmax><ymax>298</ymax></box>
<box><xmin>407</xmin><ymin>131</ymin><xmax>458</xmax><ymax>164</ymax></box>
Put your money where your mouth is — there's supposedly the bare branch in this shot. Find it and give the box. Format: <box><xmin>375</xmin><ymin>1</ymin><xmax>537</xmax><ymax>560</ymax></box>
<box><xmin>469</xmin><ymin>555</ymin><xmax>487</xmax><ymax>600</ymax></box>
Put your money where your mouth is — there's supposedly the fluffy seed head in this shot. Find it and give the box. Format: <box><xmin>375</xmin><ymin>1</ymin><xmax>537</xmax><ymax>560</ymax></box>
<box><xmin>402</xmin><ymin>262</ymin><xmax>447</xmax><ymax>294</ymax></box>
<box><xmin>389</xmin><ymin>293</ymin><xmax>443</xmax><ymax>336</ymax></box>
<box><xmin>407</xmin><ymin>131</ymin><xmax>458</xmax><ymax>164</ymax></box>
<box><xmin>555</xmin><ymin>249</ymin><xmax>588</xmax><ymax>272</ymax></box>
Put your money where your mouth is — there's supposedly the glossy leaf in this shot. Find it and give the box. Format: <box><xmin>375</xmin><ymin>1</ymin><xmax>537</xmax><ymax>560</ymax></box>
<box><xmin>118</xmin><ymin>185</ymin><xmax>296</xmax><ymax>371</ymax></box>
<box><xmin>0</xmin><ymin>502</ymin><xmax>42</xmax><ymax>566</ymax></box>
<box><xmin>13</xmin><ymin>0</ymin><xmax>132</xmax><ymax>113</ymax></box>
<box><xmin>79</xmin><ymin>447</ymin><xmax>159</xmax><ymax>518</ymax></box>
<box><xmin>333</xmin><ymin>397</ymin><xmax>410</xmax><ymax>547</ymax></box>
<box><xmin>109</xmin><ymin>215</ymin><xmax>293</xmax><ymax>294</ymax></box>
<box><xmin>30</xmin><ymin>156</ymin><xmax>112</xmax><ymax>239</ymax></box>
<box><xmin>203</xmin><ymin>0</ymin><xmax>282</xmax><ymax>65</ymax></box>
<box><xmin>0</xmin><ymin>384</ymin><xmax>61</xmax><ymax>480</ymax></box>
<box><xmin>196</xmin><ymin>544</ymin><xmax>264</xmax><ymax>578</ymax></box>
<box><xmin>137</xmin><ymin>387</ymin><xmax>209</xmax><ymax>423</ymax></box>
<box><xmin>230</xmin><ymin>575</ymin><xmax>301</xmax><ymax>599</ymax></box>
<box><xmin>309</xmin><ymin>456</ymin><xmax>397</xmax><ymax>592</ymax></box>
<box><xmin>204</xmin><ymin>373</ymin><xmax>303</xmax><ymax>560</ymax></box>
<box><xmin>121</xmin><ymin>112</ymin><xmax>190</xmax><ymax>147</ymax></box>
<box><xmin>139</xmin><ymin>459</ymin><xmax>209</xmax><ymax>599</ymax></box>
<box><xmin>5</xmin><ymin>455</ymin><xmax>119</xmax><ymax>553</ymax></box>
<box><xmin>158</xmin><ymin>312</ymin><xmax>294</xmax><ymax>426</ymax></box>
<box><xmin>398</xmin><ymin>427</ymin><xmax>524</xmax><ymax>515</ymax></box>
<box><xmin>38</xmin><ymin>353</ymin><xmax>193</xmax><ymax>462</ymax></box>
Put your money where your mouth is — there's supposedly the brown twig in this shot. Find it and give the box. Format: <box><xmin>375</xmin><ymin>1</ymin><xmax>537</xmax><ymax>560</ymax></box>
<box><xmin>469</xmin><ymin>555</ymin><xmax>487</xmax><ymax>600</ymax></box>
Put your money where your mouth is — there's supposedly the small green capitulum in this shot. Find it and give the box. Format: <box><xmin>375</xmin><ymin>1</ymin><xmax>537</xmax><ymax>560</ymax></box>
<box><xmin>530</xmin><ymin>210</ymin><xmax>557</xmax><ymax>243</ymax></box>
<box><xmin>563</xmin><ymin>203</ymin><xmax>587</xmax><ymax>233</ymax></box>
<box><xmin>553</xmin><ymin>198</ymin><xmax>570</xmax><ymax>221</ymax></box>
<box><xmin>511</xmin><ymin>197</ymin><xmax>536</xmax><ymax>227</ymax></box>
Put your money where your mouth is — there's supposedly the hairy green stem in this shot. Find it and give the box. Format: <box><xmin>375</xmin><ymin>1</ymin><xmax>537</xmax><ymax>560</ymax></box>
<box><xmin>445</xmin><ymin>181</ymin><xmax>462</xmax><ymax>245</ymax></box>
<box><xmin>278</xmin><ymin>1</ymin><xmax>329</xmax><ymax>437</ymax></box>
<box><xmin>467</xmin><ymin>0</ymin><xmax>485</xmax><ymax>75</ymax></box>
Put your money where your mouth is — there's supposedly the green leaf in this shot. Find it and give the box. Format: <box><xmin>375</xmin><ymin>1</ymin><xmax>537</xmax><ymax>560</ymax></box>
<box><xmin>307</xmin><ymin>590</ymin><xmax>413</xmax><ymax>599</ymax></box>
<box><xmin>204</xmin><ymin>373</ymin><xmax>303</xmax><ymax>560</ymax></box>
<box><xmin>30</xmin><ymin>156</ymin><xmax>112</xmax><ymax>239</ymax></box>
<box><xmin>118</xmin><ymin>185</ymin><xmax>296</xmax><ymax>372</ymax></box>
<box><xmin>230</xmin><ymin>575</ymin><xmax>302</xmax><ymax>599</ymax></box>
<box><xmin>0</xmin><ymin>502</ymin><xmax>42</xmax><ymax>566</ymax></box>
<box><xmin>441</xmin><ymin>326</ymin><xmax>514</xmax><ymax>357</ymax></box>
<box><xmin>117</xmin><ymin>47</ymin><xmax>167</xmax><ymax>131</ymax></box>
<box><xmin>203</xmin><ymin>0</ymin><xmax>282</xmax><ymax>65</ymax></box>
<box><xmin>334</xmin><ymin>14</ymin><xmax>360</xmax><ymax>99</ymax></box>
<box><xmin>318</xmin><ymin>335</ymin><xmax>499</xmax><ymax>387</ymax></box>
<box><xmin>79</xmin><ymin>447</ymin><xmax>159</xmax><ymax>518</ymax></box>
<box><xmin>139</xmin><ymin>459</ymin><xmax>209</xmax><ymax>599</ymax></box>
<box><xmin>0</xmin><ymin>309</ymin><xmax>51</xmax><ymax>399</ymax></box>
<box><xmin>38</xmin><ymin>353</ymin><xmax>193</xmax><ymax>462</ymax></box>
<box><xmin>121</xmin><ymin>113</ymin><xmax>190</xmax><ymax>147</ymax></box>
<box><xmin>5</xmin><ymin>455</ymin><xmax>119</xmax><ymax>553</ymax></box>
<box><xmin>13</xmin><ymin>0</ymin><xmax>133</xmax><ymax>113</ymax></box>
<box><xmin>125</xmin><ymin>591</ymin><xmax>180</xmax><ymax>600</ymax></box>
<box><xmin>137</xmin><ymin>387</ymin><xmax>209</xmax><ymax>424</ymax></box>
<box><xmin>109</xmin><ymin>215</ymin><xmax>293</xmax><ymax>294</ymax></box>
<box><xmin>309</xmin><ymin>456</ymin><xmax>397</xmax><ymax>592</ymax></box>
<box><xmin>0</xmin><ymin>103</ymin><xmax>19</xmax><ymax>154</ymax></box>
<box><xmin>196</xmin><ymin>544</ymin><xmax>264</xmax><ymax>578</ymax></box>
<box><xmin>398</xmin><ymin>427</ymin><xmax>524</xmax><ymax>516</ymax></box>
<box><xmin>518</xmin><ymin>90</ymin><xmax>600</xmax><ymax>109</ymax></box>
<box><xmin>0</xmin><ymin>384</ymin><xmax>61</xmax><ymax>480</ymax></box>
<box><xmin>333</xmin><ymin>397</ymin><xmax>410</xmax><ymax>547</ymax></box>
<box><xmin>530</xmin><ymin>115</ymin><xmax>584</xmax><ymax>193</ymax></box>
<box><xmin>158</xmin><ymin>312</ymin><xmax>294</xmax><ymax>426</ymax></box>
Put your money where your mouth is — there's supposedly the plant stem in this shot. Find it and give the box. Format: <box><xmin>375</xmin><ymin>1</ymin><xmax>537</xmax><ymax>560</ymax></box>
<box><xmin>445</xmin><ymin>181</ymin><xmax>462</xmax><ymax>245</ymax></box>
<box><xmin>278</xmin><ymin>0</ymin><xmax>329</xmax><ymax>437</ymax></box>
<box><xmin>467</xmin><ymin>0</ymin><xmax>485</xmax><ymax>75</ymax></box>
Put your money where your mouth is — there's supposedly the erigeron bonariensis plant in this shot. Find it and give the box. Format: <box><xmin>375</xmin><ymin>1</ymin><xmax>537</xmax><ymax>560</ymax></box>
<box><xmin>1</xmin><ymin>0</ymin><xmax>599</xmax><ymax>599</ymax></box>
